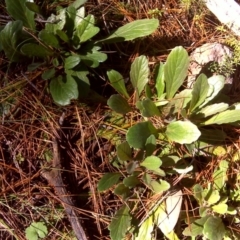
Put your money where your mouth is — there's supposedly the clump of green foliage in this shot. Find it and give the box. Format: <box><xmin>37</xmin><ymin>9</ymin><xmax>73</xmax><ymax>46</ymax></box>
<box><xmin>0</xmin><ymin>0</ymin><xmax>159</xmax><ymax>106</ymax></box>
<box><xmin>98</xmin><ymin>46</ymin><xmax>240</xmax><ymax>240</ymax></box>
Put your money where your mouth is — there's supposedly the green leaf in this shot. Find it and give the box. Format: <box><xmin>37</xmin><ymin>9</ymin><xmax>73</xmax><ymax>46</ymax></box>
<box><xmin>107</xmin><ymin>70</ymin><xmax>129</xmax><ymax>98</ymax></box>
<box><xmin>74</xmin><ymin>6</ymin><xmax>85</xmax><ymax>27</ymax></box>
<box><xmin>70</xmin><ymin>0</ymin><xmax>88</xmax><ymax>9</ymax></box>
<box><xmin>212</xmin><ymin>203</ymin><xmax>228</xmax><ymax>214</ymax></box>
<box><xmin>6</xmin><ymin>0</ymin><xmax>35</xmax><ymax>30</ymax></box>
<box><xmin>49</xmin><ymin>75</ymin><xmax>79</xmax><ymax>106</ymax></box>
<box><xmin>193</xmin><ymin>184</ymin><xmax>203</xmax><ymax>203</ymax></box>
<box><xmin>98</xmin><ymin>19</ymin><xmax>159</xmax><ymax>43</ymax></box>
<box><xmin>45</xmin><ymin>9</ymin><xmax>66</xmax><ymax>34</ymax></box>
<box><xmin>166</xmin><ymin>121</ymin><xmax>201</xmax><ymax>144</ymax></box>
<box><xmin>114</xmin><ymin>184</ymin><xmax>131</xmax><ymax>199</ymax></box>
<box><xmin>143</xmin><ymin>173</ymin><xmax>152</xmax><ymax>185</ymax></box>
<box><xmin>126</xmin><ymin>121</ymin><xmax>157</xmax><ymax>149</ymax></box>
<box><xmin>213</xmin><ymin>169</ymin><xmax>227</xmax><ymax>190</ymax></box>
<box><xmin>41</xmin><ymin>68</ymin><xmax>55</xmax><ymax>80</ymax></box>
<box><xmin>155</xmin><ymin>63</ymin><xmax>165</xmax><ymax>98</ymax></box>
<box><xmin>76</xmin><ymin>15</ymin><xmax>99</xmax><ymax>43</ymax></box>
<box><xmin>126</xmin><ymin>161</ymin><xmax>138</xmax><ymax>174</ymax></box>
<box><xmin>203</xmin><ymin>110</ymin><xmax>240</xmax><ymax>125</ymax></box>
<box><xmin>183</xmin><ymin>216</ymin><xmax>209</xmax><ymax>237</ymax></box>
<box><xmin>25</xmin><ymin>221</ymin><xmax>48</xmax><ymax>240</ymax></box>
<box><xmin>130</xmin><ymin>55</ymin><xmax>149</xmax><ymax>97</ymax></box>
<box><xmin>21</xmin><ymin>43</ymin><xmax>54</xmax><ymax>58</ymax></box>
<box><xmin>107</xmin><ymin>94</ymin><xmax>132</xmax><ymax>114</ymax></box>
<box><xmin>140</xmin><ymin>98</ymin><xmax>161</xmax><ymax>117</ymax></box>
<box><xmin>150</xmin><ymin>180</ymin><xmax>170</xmax><ymax>193</ymax></box>
<box><xmin>25</xmin><ymin>2</ymin><xmax>42</xmax><ymax>15</ymax></box>
<box><xmin>200</xmin><ymin>75</ymin><xmax>225</xmax><ymax>108</ymax></box>
<box><xmin>64</xmin><ymin>55</ymin><xmax>81</xmax><ymax>70</ymax></box>
<box><xmin>38</xmin><ymin>30</ymin><xmax>59</xmax><ymax>48</ymax></box>
<box><xmin>145</xmin><ymin>135</ymin><xmax>156</xmax><ymax>156</ymax></box>
<box><xmin>196</xmin><ymin>103</ymin><xmax>229</xmax><ymax>118</ymax></box>
<box><xmin>203</xmin><ymin>189</ymin><xmax>220</xmax><ymax>205</ymax></box>
<box><xmin>109</xmin><ymin>205</ymin><xmax>131</xmax><ymax>240</ymax></box>
<box><xmin>135</xmin><ymin>216</ymin><xmax>154</xmax><ymax>240</ymax></box>
<box><xmin>117</xmin><ymin>141</ymin><xmax>132</xmax><ymax>161</ymax></box>
<box><xmin>56</xmin><ymin>30</ymin><xmax>69</xmax><ymax>43</ymax></box>
<box><xmin>203</xmin><ymin>216</ymin><xmax>225</xmax><ymax>240</ymax></box>
<box><xmin>164</xmin><ymin>46</ymin><xmax>189</xmax><ymax>99</ymax></box>
<box><xmin>0</xmin><ymin>21</ymin><xmax>23</xmax><ymax>62</ymax></box>
<box><xmin>123</xmin><ymin>176</ymin><xmax>140</xmax><ymax>188</ymax></box>
<box><xmin>97</xmin><ymin>173</ymin><xmax>121</xmax><ymax>191</ymax></box>
<box><xmin>140</xmin><ymin>156</ymin><xmax>162</xmax><ymax>171</ymax></box>
<box><xmin>190</xmin><ymin>74</ymin><xmax>209</xmax><ymax>112</ymax></box>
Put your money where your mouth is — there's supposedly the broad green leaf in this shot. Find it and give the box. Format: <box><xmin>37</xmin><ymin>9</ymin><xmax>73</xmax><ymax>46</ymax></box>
<box><xmin>25</xmin><ymin>222</ymin><xmax>48</xmax><ymax>240</ymax></box>
<box><xmin>114</xmin><ymin>184</ymin><xmax>131</xmax><ymax>199</ymax></box>
<box><xmin>64</xmin><ymin>55</ymin><xmax>81</xmax><ymax>70</ymax></box>
<box><xmin>166</xmin><ymin>190</ymin><xmax>183</xmax><ymax>233</ymax></box>
<box><xmin>107</xmin><ymin>94</ymin><xmax>132</xmax><ymax>114</ymax></box>
<box><xmin>183</xmin><ymin>216</ymin><xmax>209</xmax><ymax>237</ymax></box>
<box><xmin>70</xmin><ymin>0</ymin><xmax>88</xmax><ymax>9</ymax></box>
<box><xmin>203</xmin><ymin>189</ymin><xmax>220</xmax><ymax>205</ymax></box>
<box><xmin>45</xmin><ymin>9</ymin><xmax>66</xmax><ymax>34</ymax></box>
<box><xmin>82</xmin><ymin>51</ymin><xmax>107</xmax><ymax>65</ymax></box>
<box><xmin>74</xmin><ymin>7</ymin><xmax>85</xmax><ymax>27</ymax></box>
<box><xmin>56</xmin><ymin>30</ymin><xmax>69</xmax><ymax>43</ymax></box>
<box><xmin>155</xmin><ymin>62</ymin><xmax>165</xmax><ymax>98</ymax></box>
<box><xmin>166</xmin><ymin>121</ymin><xmax>201</xmax><ymax>144</ymax></box>
<box><xmin>38</xmin><ymin>30</ymin><xmax>59</xmax><ymax>48</ymax></box>
<box><xmin>135</xmin><ymin>216</ymin><xmax>154</xmax><ymax>240</ymax></box>
<box><xmin>145</xmin><ymin>135</ymin><xmax>156</xmax><ymax>156</ymax></box>
<box><xmin>140</xmin><ymin>98</ymin><xmax>161</xmax><ymax>117</ymax></box>
<box><xmin>109</xmin><ymin>205</ymin><xmax>131</xmax><ymax>240</ymax></box>
<box><xmin>203</xmin><ymin>216</ymin><xmax>225</xmax><ymax>240</ymax></box>
<box><xmin>164</xmin><ymin>47</ymin><xmax>189</xmax><ymax>99</ymax></box>
<box><xmin>212</xmin><ymin>203</ymin><xmax>228</xmax><ymax>214</ymax></box>
<box><xmin>126</xmin><ymin>121</ymin><xmax>157</xmax><ymax>149</ymax></box>
<box><xmin>193</xmin><ymin>184</ymin><xmax>203</xmax><ymax>203</ymax></box>
<box><xmin>140</xmin><ymin>156</ymin><xmax>162</xmax><ymax>171</ymax></box>
<box><xmin>6</xmin><ymin>0</ymin><xmax>35</xmax><ymax>30</ymax></box>
<box><xmin>117</xmin><ymin>141</ymin><xmax>132</xmax><ymax>161</ymax></box>
<box><xmin>213</xmin><ymin>169</ymin><xmax>227</xmax><ymax>190</ymax></box>
<box><xmin>0</xmin><ymin>20</ymin><xmax>25</xmax><ymax>62</ymax></box>
<box><xmin>143</xmin><ymin>173</ymin><xmax>152</xmax><ymax>185</ymax></box>
<box><xmin>49</xmin><ymin>75</ymin><xmax>79</xmax><ymax>106</ymax></box>
<box><xmin>203</xmin><ymin>110</ymin><xmax>240</xmax><ymax>125</ymax></box>
<box><xmin>76</xmin><ymin>15</ymin><xmax>99</xmax><ymax>43</ymax></box>
<box><xmin>65</xmin><ymin>6</ymin><xmax>77</xmax><ymax>37</ymax></box>
<box><xmin>123</xmin><ymin>176</ymin><xmax>140</xmax><ymax>188</ymax></box>
<box><xmin>97</xmin><ymin>173</ymin><xmax>121</xmax><ymax>191</ymax></box>
<box><xmin>190</xmin><ymin>74</ymin><xmax>209</xmax><ymax>112</ymax></box>
<box><xmin>196</xmin><ymin>103</ymin><xmax>229</xmax><ymax>118</ymax></box>
<box><xmin>21</xmin><ymin>43</ymin><xmax>54</xmax><ymax>58</ymax></box>
<box><xmin>130</xmin><ymin>55</ymin><xmax>149</xmax><ymax>97</ymax></box>
<box><xmin>107</xmin><ymin>70</ymin><xmax>129</xmax><ymax>98</ymax></box>
<box><xmin>200</xmin><ymin>75</ymin><xmax>225</xmax><ymax>108</ymax></box>
<box><xmin>41</xmin><ymin>68</ymin><xmax>56</xmax><ymax>80</ymax></box>
<box><xmin>98</xmin><ymin>19</ymin><xmax>159</xmax><ymax>43</ymax></box>
<box><xmin>25</xmin><ymin>2</ymin><xmax>41</xmax><ymax>14</ymax></box>
<box><xmin>150</xmin><ymin>180</ymin><xmax>170</xmax><ymax>193</ymax></box>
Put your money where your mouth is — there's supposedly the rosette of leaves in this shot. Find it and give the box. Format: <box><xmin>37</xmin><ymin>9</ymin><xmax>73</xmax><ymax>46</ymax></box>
<box><xmin>107</xmin><ymin>46</ymin><xmax>240</xmax><ymax>148</ymax></box>
<box><xmin>0</xmin><ymin>0</ymin><xmax>159</xmax><ymax>105</ymax></box>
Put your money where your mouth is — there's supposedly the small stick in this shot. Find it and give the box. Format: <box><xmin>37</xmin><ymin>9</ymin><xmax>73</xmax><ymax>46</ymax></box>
<box><xmin>41</xmin><ymin>137</ymin><xmax>87</xmax><ymax>240</ymax></box>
